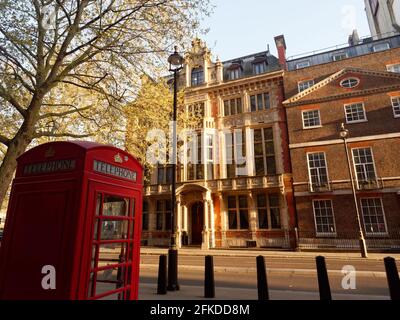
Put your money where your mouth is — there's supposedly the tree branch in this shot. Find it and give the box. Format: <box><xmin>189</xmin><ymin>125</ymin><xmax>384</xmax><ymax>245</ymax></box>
<box><xmin>39</xmin><ymin>105</ymin><xmax>93</xmax><ymax>119</ymax></box>
<box><xmin>0</xmin><ymin>88</ymin><xmax>27</xmax><ymax>118</ymax></box>
<box><xmin>0</xmin><ymin>135</ymin><xmax>11</xmax><ymax>147</ymax></box>
<box><xmin>34</xmin><ymin>132</ymin><xmax>92</xmax><ymax>139</ymax></box>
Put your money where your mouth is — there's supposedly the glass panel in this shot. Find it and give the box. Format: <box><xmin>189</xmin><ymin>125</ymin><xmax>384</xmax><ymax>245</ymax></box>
<box><xmin>250</xmin><ymin>96</ymin><xmax>256</xmax><ymax>112</ymax></box>
<box><xmin>239</xmin><ymin>210</ymin><xmax>249</xmax><ymax>229</ymax></box>
<box><xmin>257</xmin><ymin>94</ymin><xmax>263</xmax><ymax>110</ymax></box>
<box><xmin>238</xmin><ymin>196</ymin><xmax>247</xmax><ymax>208</ymax></box>
<box><xmin>258</xmin><ymin>209</ymin><xmax>268</xmax><ymax>229</ymax></box>
<box><xmin>228</xmin><ymin>211</ymin><xmax>237</xmax><ymax>229</ymax></box>
<box><xmin>102</xmin><ymin>196</ymin><xmax>128</xmax><ymax>217</ymax></box>
<box><xmin>227</xmin><ymin>196</ymin><xmax>236</xmax><ymax>209</ymax></box>
<box><xmin>257</xmin><ymin>194</ymin><xmax>267</xmax><ymax>207</ymax></box>
<box><xmin>95</xmin><ymin>266</ymin><xmax>126</xmax><ymax>296</ymax></box>
<box><xmin>100</xmin><ymin>220</ymin><xmax>129</xmax><ymax>240</ymax></box>
<box><xmin>98</xmin><ymin>243</ymin><xmax>128</xmax><ymax>268</ymax></box>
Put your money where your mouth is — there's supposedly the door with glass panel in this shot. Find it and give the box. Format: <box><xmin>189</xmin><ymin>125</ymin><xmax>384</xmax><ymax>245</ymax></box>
<box><xmin>87</xmin><ymin>193</ymin><xmax>136</xmax><ymax>300</ymax></box>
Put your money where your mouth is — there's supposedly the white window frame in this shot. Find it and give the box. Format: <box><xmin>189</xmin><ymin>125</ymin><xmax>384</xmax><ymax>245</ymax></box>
<box><xmin>391</xmin><ymin>96</ymin><xmax>400</xmax><ymax>118</ymax></box>
<box><xmin>298</xmin><ymin>79</ymin><xmax>315</xmax><ymax>93</ymax></box>
<box><xmin>302</xmin><ymin>109</ymin><xmax>322</xmax><ymax>129</ymax></box>
<box><xmin>344</xmin><ymin>102</ymin><xmax>367</xmax><ymax>124</ymax></box>
<box><xmin>332</xmin><ymin>52</ymin><xmax>348</xmax><ymax>61</ymax></box>
<box><xmin>360</xmin><ymin>198</ymin><xmax>388</xmax><ymax>236</ymax></box>
<box><xmin>312</xmin><ymin>199</ymin><xmax>337</xmax><ymax>236</ymax></box>
<box><xmin>253</xmin><ymin>62</ymin><xmax>267</xmax><ymax>75</ymax></box>
<box><xmin>229</xmin><ymin>68</ymin><xmax>240</xmax><ymax>80</ymax></box>
<box><xmin>307</xmin><ymin>152</ymin><xmax>330</xmax><ymax>192</ymax></box>
<box><xmin>386</xmin><ymin>63</ymin><xmax>400</xmax><ymax>73</ymax></box>
<box><xmin>296</xmin><ymin>61</ymin><xmax>310</xmax><ymax>69</ymax></box>
<box><xmin>249</xmin><ymin>92</ymin><xmax>271</xmax><ymax>112</ymax></box>
<box><xmin>372</xmin><ymin>42</ymin><xmax>390</xmax><ymax>52</ymax></box>
<box><xmin>351</xmin><ymin>147</ymin><xmax>378</xmax><ymax>189</ymax></box>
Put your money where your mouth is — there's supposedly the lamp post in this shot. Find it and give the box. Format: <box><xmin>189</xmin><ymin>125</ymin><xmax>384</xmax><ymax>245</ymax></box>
<box><xmin>167</xmin><ymin>46</ymin><xmax>183</xmax><ymax>291</ymax></box>
<box><xmin>340</xmin><ymin>123</ymin><xmax>368</xmax><ymax>258</ymax></box>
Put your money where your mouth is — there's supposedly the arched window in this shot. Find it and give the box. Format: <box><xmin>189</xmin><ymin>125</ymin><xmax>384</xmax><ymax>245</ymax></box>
<box><xmin>191</xmin><ymin>67</ymin><xmax>204</xmax><ymax>86</ymax></box>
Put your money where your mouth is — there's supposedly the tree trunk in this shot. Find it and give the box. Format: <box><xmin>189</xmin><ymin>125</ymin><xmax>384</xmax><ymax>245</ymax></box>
<box><xmin>0</xmin><ymin>97</ymin><xmax>42</xmax><ymax>210</ymax></box>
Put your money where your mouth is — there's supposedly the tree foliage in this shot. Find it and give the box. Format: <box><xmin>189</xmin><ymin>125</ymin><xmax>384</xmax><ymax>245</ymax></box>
<box><xmin>0</xmin><ymin>0</ymin><xmax>211</xmax><ymax>208</ymax></box>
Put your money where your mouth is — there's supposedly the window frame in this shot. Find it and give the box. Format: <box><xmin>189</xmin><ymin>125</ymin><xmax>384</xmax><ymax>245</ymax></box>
<box><xmin>253</xmin><ymin>62</ymin><xmax>267</xmax><ymax>75</ymax></box>
<box><xmin>307</xmin><ymin>152</ymin><xmax>330</xmax><ymax>192</ymax></box>
<box><xmin>256</xmin><ymin>193</ymin><xmax>282</xmax><ymax>230</ymax></box>
<box><xmin>226</xmin><ymin>129</ymin><xmax>247</xmax><ymax>179</ymax></box>
<box><xmin>253</xmin><ymin>127</ymin><xmax>276</xmax><ymax>176</ymax></box>
<box><xmin>296</xmin><ymin>60</ymin><xmax>311</xmax><ymax>69</ymax></box>
<box><xmin>228</xmin><ymin>68</ymin><xmax>241</xmax><ymax>80</ymax></box>
<box><xmin>191</xmin><ymin>67</ymin><xmax>204</xmax><ymax>86</ymax></box>
<box><xmin>250</xmin><ymin>92</ymin><xmax>271</xmax><ymax>112</ymax></box>
<box><xmin>360</xmin><ymin>198</ymin><xmax>388</xmax><ymax>236</ymax></box>
<box><xmin>298</xmin><ymin>79</ymin><xmax>315</xmax><ymax>93</ymax></box>
<box><xmin>344</xmin><ymin>102</ymin><xmax>367</xmax><ymax>124</ymax></box>
<box><xmin>332</xmin><ymin>52</ymin><xmax>348</xmax><ymax>61</ymax></box>
<box><xmin>142</xmin><ymin>201</ymin><xmax>149</xmax><ymax>231</ymax></box>
<box><xmin>387</xmin><ymin>63</ymin><xmax>400</xmax><ymax>73</ymax></box>
<box><xmin>312</xmin><ymin>199</ymin><xmax>337</xmax><ymax>236</ymax></box>
<box><xmin>302</xmin><ymin>109</ymin><xmax>322</xmax><ymax>129</ymax></box>
<box><xmin>372</xmin><ymin>42</ymin><xmax>390</xmax><ymax>52</ymax></box>
<box><xmin>351</xmin><ymin>147</ymin><xmax>378</xmax><ymax>190</ymax></box>
<box><xmin>223</xmin><ymin>97</ymin><xmax>243</xmax><ymax>116</ymax></box>
<box><xmin>155</xmin><ymin>199</ymin><xmax>172</xmax><ymax>232</ymax></box>
<box><xmin>391</xmin><ymin>96</ymin><xmax>400</xmax><ymax>118</ymax></box>
<box><xmin>227</xmin><ymin>195</ymin><xmax>249</xmax><ymax>230</ymax></box>
<box><xmin>340</xmin><ymin>78</ymin><xmax>360</xmax><ymax>89</ymax></box>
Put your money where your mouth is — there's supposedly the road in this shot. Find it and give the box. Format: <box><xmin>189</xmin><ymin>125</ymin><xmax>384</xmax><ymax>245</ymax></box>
<box><xmin>139</xmin><ymin>255</ymin><xmax>395</xmax><ymax>299</ymax></box>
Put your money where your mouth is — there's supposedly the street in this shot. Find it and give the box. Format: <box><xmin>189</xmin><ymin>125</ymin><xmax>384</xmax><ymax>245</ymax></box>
<box><xmin>139</xmin><ymin>253</ymin><xmax>397</xmax><ymax>300</ymax></box>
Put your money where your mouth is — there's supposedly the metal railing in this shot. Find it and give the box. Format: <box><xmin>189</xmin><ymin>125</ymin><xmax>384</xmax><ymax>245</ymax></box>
<box><xmin>297</xmin><ymin>229</ymin><xmax>400</xmax><ymax>251</ymax></box>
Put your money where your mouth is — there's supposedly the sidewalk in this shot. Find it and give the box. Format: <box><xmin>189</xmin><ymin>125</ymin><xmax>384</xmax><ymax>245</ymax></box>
<box><xmin>140</xmin><ymin>247</ymin><xmax>400</xmax><ymax>261</ymax></box>
<box><xmin>139</xmin><ymin>283</ymin><xmax>389</xmax><ymax>300</ymax></box>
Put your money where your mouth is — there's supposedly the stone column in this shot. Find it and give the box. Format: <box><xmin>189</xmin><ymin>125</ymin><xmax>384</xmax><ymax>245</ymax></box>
<box><xmin>209</xmin><ymin>198</ymin><xmax>216</xmax><ymax>248</ymax></box>
<box><xmin>248</xmin><ymin>192</ymin><xmax>258</xmax><ymax>242</ymax></box>
<box><xmin>175</xmin><ymin>196</ymin><xmax>183</xmax><ymax>249</ymax></box>
<box><xmin>201</xmin><ymin>192</ymin><xmax>210</xmax><ymax>250</ymax></box>
<box><xmin>219</xmin><ymin>192</ymin><xmax>227</xmax><ymax>248</ymax></box>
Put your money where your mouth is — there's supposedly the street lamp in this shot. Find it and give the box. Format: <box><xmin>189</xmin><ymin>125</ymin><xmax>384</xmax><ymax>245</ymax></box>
<box><xmin>167</xmin><ymin>46</ymin><xmax>183</xmax><ymax>291</ymax></box>
<box><xmin>340</xmin><ymin>123</ymin><xmax>368</xmax><ymax>258</ymax></box>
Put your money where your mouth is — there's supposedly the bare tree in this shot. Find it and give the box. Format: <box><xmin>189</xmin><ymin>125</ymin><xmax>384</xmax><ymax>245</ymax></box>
<box><xmin>0</xmin><ymin>0</ymin><xmax>211</xmax><ymax>207</ymax></box>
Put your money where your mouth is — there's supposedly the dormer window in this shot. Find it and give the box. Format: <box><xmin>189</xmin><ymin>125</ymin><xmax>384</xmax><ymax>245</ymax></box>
<box><xmin>372</xmin><ymin>42</ymin><xmax>390</xmax><ymax>52</ymax></box>
<box><xmin>191</xmin><ymin>67</ymin><xmax>204</xmax><ymax>86</ymax></box>
<box><xmin>227</xmin><ymin>62</ymin><xmax>242</xmax><ymax>80</ymax></box>
<box><xmin>252</xmin><ymin>56</ymin><xmax>267</xmax><ymax>75</ymax></box>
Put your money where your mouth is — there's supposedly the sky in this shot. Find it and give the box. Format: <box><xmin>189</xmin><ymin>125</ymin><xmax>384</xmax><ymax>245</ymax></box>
<box><xmin>200</xmin><ymin>0</ymin><xmax>371</xmax><ymax>61</ymax></box>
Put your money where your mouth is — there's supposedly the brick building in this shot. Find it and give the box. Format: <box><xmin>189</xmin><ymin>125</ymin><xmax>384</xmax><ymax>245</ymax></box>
<box><xmin>282</xmin><ymin>34</ymin><xmax>400</xmax><ymax>250</ymax></box>
<box><xmin>141</xmin><ymin>38</ymin><xmax>296</xmax><ymax>249</ymax></box>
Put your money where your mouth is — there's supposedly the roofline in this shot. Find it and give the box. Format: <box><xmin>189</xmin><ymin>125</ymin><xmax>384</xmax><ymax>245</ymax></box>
<box><xmin>186</xmin><ymin>69</ymin><xmax>284</xmax><ymax>94</ymax></box>
<box><xmin>222</xmin><ymin>50</ymin><xmax>270</xmax><ymax>64</ymax></box>
<box><xmin>283</xmin><ymin>67</ymin><xmax>400</xmax><ymax>106</ymax></box>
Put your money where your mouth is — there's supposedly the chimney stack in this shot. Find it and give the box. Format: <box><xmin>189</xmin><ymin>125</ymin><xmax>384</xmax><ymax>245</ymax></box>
<box><xmin>274</xmin><ymin>35</ymin><xmax>287</xmax><ymax>71</ymax></box>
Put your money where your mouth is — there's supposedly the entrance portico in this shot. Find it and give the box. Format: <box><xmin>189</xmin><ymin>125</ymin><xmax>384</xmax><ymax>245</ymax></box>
<box><xmin>175</xmin><ymin>184</ymin><xmax>215</xmax><ymax>249</ymax></box>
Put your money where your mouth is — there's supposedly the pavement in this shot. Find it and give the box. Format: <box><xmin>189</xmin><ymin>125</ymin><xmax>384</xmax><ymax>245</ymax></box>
<box><xmin>138</xmin><ymin>247</ymin><xmax>398</xmax><ymax>300</ymax></box>
<box><xmin>138</xmin><ymin>283</ymin><xmax>389</xmax><ymax>300</ymax></box>
<box><xmin>140</xmin><ymin>247</ymin><xmax>400</xmax><ymax>261</ymax></box>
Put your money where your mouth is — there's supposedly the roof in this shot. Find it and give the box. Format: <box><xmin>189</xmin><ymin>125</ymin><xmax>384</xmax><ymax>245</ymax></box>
<box><xmin>222</xmin><ymin>52</ymin><xmax>281</xmax><ymax>81</ymax></box>
<box><xmin>283</xmin><ymin>67</ymin><xmax>400</xmax><ymax>106</ymax></box>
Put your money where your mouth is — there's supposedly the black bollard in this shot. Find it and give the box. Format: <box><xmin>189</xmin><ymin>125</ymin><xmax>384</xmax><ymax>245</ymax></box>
<box><xmin>157</xmin><ymin>255</ymin><xmax>167</xmax><ymax>295</ymax></box>
<box><xmin>256</xmin><ymin>256</ymin><xmax>269</xmax><ymax>300</ymax></box>
<box><xmin>316</xmin><ymin>256</ymin><xmax>332</xmax><ymax>301</ymax></box>
<box><xmin>167</xmin><ymin>249</ymin><xmax>180</xmax><ymax>291</ymax></box>
<box><xmin>204</xmin><ymin>255</ymin><xmax>215</xmax><ymax>298</ymax></box>
<box><xmin>384</xmin><ymin>257</ymin><xmax>400</xmax><ymax>300</ymax></box>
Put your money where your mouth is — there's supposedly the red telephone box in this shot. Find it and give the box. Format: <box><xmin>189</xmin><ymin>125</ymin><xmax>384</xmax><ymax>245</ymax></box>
<box><xmin>0</xmin><ymin>141</ymin><xmax>143</xmax><ymax>300</ymax></box>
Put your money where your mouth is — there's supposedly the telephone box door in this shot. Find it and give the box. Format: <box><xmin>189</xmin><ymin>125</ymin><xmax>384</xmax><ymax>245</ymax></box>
<box><xmin>84</xmin><ymin>182</ymin><xmax>141</xmax><ymax>300</ymax></box>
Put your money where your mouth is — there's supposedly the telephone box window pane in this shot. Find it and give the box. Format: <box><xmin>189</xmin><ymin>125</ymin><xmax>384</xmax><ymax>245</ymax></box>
<box><xmin>102</xmin><ymin>196</ymin><xmax>129</xmax><ymax>217</ymax></box>
<box><xmin>129</xmin><ymin>220</ymin><xmax>135</xmax><ymax>239</ymax></box>
<box><xmin>95</xmin><ymin>267</ymin><xmax>126</xmax><ymax>297</ymax></box>
<box><xmin>91</xmin><ymin>245</ymin><xmax>97</xmax><ymax>269</ymax></box>
<box><xmin>93</xmin><ymin>219</ymin><xmax>99</xmax><ymax>240</ymax></box>
<box><xmin>96</xmin><ymin>194</ymin><xmax>102</xmax><ymax>215</ymax></box>
<box><xmin>98</xmin><ymin>243</ymin><xmax>128</xmax><ymax>265</ymax></box>
<box><xmin>100</xmin><ymin>220</ymin><xmax>129</xmax><ymax>240</ymax></box>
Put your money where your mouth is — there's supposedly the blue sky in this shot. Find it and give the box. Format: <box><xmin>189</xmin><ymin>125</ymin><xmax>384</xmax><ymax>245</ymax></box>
<box><xmin>200</xmin><ymin>0</ymin><xmax>371</xmax><ymax>61</ymax></box>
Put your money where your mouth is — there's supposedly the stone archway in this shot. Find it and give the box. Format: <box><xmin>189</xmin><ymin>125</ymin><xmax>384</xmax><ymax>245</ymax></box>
<box><xmin>175</xmin><ymin>184</ymin><xmax>215</xmax><ymax>249</ymax></box>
